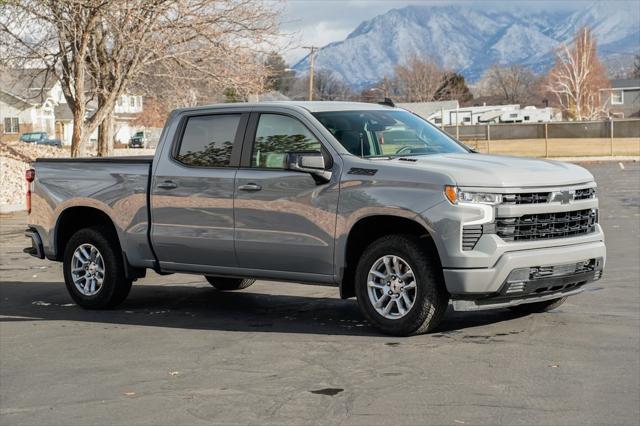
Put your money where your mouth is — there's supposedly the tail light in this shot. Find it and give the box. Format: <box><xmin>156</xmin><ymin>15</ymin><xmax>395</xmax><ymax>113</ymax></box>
<box><xmin>26</xmin><ymin>168</ymin><xmax>35</xmax><ymax>214</ymax></box>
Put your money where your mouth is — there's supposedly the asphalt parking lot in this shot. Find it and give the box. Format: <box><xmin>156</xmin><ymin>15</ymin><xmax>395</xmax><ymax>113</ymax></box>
<box><xmin>1</xmin><ymin>161</ymin><xmax>639</xmax><ymax>425</ymax></box>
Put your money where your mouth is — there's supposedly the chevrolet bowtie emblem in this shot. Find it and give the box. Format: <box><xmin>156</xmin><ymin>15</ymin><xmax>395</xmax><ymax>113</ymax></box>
<box><xmin>551</xmin><ymin>190</ymin><xmax>575</xmax><ymax>204</ymax></box>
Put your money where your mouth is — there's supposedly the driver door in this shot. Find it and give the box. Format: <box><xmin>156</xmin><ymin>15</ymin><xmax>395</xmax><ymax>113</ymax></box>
<box><xmin>234</xmin><ymin>112</ymin><xmax>339</xmax><ymax>276</ymax></box>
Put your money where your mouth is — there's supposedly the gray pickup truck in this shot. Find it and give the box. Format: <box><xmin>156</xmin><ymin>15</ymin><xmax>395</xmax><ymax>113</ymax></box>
<box><xmin>24</xmin><ymin>101</ymin><xmax>606</xmax><ymax>335</ymax></box>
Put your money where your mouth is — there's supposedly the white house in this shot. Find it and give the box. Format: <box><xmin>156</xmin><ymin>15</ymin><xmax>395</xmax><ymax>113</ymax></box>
<box><xmin>0</xmin><ymin>68</ymin><xmax>144</xmax><ymax>145</ymax></box>
<box><xmin>0</xmin><ymin>69</ymin><xmax>57</xmax><ymax>142</ymax></box>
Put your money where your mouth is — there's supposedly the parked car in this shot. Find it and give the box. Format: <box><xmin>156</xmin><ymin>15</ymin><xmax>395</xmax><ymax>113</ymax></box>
<box><xmin>23</xmin><ymin>101</ymin><xmax>606</xmax><ymax>336</ymax></box>
<box><xmin>19</xmin><ymin>132</ymin><xmax>62</xmax><ymax>147</ymax></box>
<box><xmin>129</xmin><ymin>131</ymin><xmax>149</xmax><ymax>148</ymax></box>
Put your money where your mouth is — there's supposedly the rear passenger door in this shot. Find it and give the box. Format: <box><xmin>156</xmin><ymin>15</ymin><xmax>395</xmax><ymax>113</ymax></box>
<box><xmin>151</xmin><ymin>111</ymin><xmax>248</xmax><ymax>271</ymax></box>
<box><xmin>234</xmin><ymin>112</ymin><xmax>339</xmax><ymax>276</ymax></box>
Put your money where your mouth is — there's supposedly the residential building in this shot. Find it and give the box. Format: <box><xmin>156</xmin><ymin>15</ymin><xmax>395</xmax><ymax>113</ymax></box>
<box><xmin>396</xmin><ymin>100</ymin><xmax>459</xmax><ymax>123</ymax></box>
<box><xmin>601</xmin><ymin>78</ymin><xmax>640</xmax><ymax>118</ymax></box>
<box><xmin>0</xmin><ymin>69</ymin><xmax>59</xmax><ymax>143</ymax></box>
<box><xmin>0</xmin><ymin>68</ymin><xmax>144</xmax><ymax>145</ymax></box>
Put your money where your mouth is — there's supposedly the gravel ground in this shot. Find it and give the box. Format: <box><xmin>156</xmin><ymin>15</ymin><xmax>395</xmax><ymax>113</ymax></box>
<box><xmin>1</xmin><ymin>161</ymin><xmax>638</xmax><ymax>426</ymax></box>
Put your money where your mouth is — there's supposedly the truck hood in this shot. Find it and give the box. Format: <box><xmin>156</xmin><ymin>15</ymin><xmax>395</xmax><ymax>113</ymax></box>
<box><xmin>396</xmin><ymin>153</ymin><xmax>594</xmax><ymax>188</ymax></box>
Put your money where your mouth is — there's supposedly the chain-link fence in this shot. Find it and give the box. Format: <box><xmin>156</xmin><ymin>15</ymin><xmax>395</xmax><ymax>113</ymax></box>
<box><xmin>443</xmin><ymin>119</ymin><xmax>640</xmax><ymax>141</ymax></box>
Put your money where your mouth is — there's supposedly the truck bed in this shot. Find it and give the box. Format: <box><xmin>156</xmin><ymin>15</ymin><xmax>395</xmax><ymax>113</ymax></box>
<box><xmin>29</xmin><ymin>156</ymin><xmax>155</xmax><ymax>267</ymax></box>
<box><xmin>35</xmin><ymin>155</ymin><xmax>154</xmax><ymax>163</ymax></box>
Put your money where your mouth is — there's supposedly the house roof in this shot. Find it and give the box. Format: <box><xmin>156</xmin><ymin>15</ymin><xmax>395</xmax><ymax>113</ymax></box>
<box><xmin>610</xmin><ymin>79</ymin><xmax>640</xmax><ymax>89</ymax></box>
<box><xmin>54</xmin><ymin>103</ymin><xmax>74</xmax><ymax>121</ymax></box>
<box><xmin>0</xmin><ymin>68</ymin><xmax>57</xmax><ymax>105</ymax></box>
<box><xmin>0</xmin><ymin>90</ymin><xmax>32</xmax><ymax>110</ymax></box>
<box><xmin>396</xmin><ymin>101</ymin><xmax>460</xmax><ymax>118</ymax></box>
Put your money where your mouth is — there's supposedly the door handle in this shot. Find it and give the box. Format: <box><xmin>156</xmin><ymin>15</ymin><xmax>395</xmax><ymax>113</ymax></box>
<box><xmin>238</xmin><ymin>183</ymin><xmax>262</xmax><ymax>192</ymax></box>
<box><xmin>157</xmin><ymin>180</ymin><xmax>178</xmax><ymax>190</ymax></box>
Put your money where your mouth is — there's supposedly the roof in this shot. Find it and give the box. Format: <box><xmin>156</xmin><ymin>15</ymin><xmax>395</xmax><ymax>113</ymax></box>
<box><xmin>256</xmin><ymin>91</ymin><xmax>290</xmax><ymax>101</ymax></box>
<box><xmin>54</xmin><ymin>104</ymin><xmax>74</xmax><ymax>121</ymax></box>
<box><xmin>0</xmin><ymin>68</ymin><xmax>57</xmax><ymax>105</ymax></box>
<box><xmin>263</xmin><ymin>101</ymin><xmax>394</xmax><ymax>112</ymax></box>
<box><xmin>610</xmin><ymin>79</ymin><xmax>640</xmax><ymax>89</ymax></box>
<box><xmin>396</xmin><ymin>100</ymin><xmax>460</xmax><ymax>118</ymax></box>
<box><xmin>0</xmin><ymin>90</ymin><xmax>32</xmax><ymax>110</ymax></box>
<box><xmin>177</xmin><ymin>101</ymin><xmax>397</xmax><ymax>114</ymax></box>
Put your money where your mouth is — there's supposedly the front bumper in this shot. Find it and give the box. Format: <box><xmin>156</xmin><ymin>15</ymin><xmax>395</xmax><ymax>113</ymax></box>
<box><xmin>443</xmin><ymin>240</ymin><xmax>606</xmax><ymax>296</ymax></box>
<box><xmin>452</xmin><ymin>288</ymin><xmax>585</xmax><ymax>311</ymax></box>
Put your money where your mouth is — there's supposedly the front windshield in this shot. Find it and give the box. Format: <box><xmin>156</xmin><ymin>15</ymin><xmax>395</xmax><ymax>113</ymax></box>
<box><xmin>313</xmin><ymin>110</ymin><xmax>468</xmax><ymax>157</ymax></box>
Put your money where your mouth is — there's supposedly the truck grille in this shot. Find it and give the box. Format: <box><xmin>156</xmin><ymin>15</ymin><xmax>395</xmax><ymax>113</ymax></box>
<box><xmin>574</xmin><ymin>188</ymin><xmax>596</xmax><ymax>200</ymax></box>
<box><xmin>501</xmin><ymin>188</ymin><xmax>595</xmax><ymax>204</ymax></box>
<box><xmin>497</xmin><ymin>208</ymin><xmax>597</xmax><ymax>242</ymax></box>
<box><xmin>502</xmin><ymin>192</ymin><xmax>550</xmax><ymax>204</ymax></box>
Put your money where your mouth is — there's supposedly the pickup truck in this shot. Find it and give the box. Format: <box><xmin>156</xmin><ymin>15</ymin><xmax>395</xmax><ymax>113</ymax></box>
<box><xmin>129</xmin><ymin>130</ymin><xmax>149</xmax><ymax>148</ymax></box>
<box><xmin>24</xmin><ymin>101</ymin><xmax>606</xmax><ymax>336</ymax></box>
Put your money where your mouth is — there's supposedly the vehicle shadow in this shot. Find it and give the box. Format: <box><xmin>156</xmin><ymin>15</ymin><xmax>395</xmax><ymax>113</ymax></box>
<box><xmin>0</xmin><ymin>281</ymin><xmax>524</xmax><ymax>337</ymax></box>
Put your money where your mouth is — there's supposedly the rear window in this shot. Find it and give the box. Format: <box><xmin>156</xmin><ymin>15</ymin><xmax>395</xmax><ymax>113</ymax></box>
<box><xmin>176</xmin><ymin>115</ymin><xmax>240</xmax><ymax>167</ymax></box>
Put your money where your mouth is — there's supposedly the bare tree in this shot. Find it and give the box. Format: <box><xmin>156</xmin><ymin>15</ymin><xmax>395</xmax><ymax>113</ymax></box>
<box><xmin>287</xmin><ymin>70</ymin><xmax>354</xmax><ymax>101</ymax></box>
<box><xmin>632</xmin><ymin>54</ymin><xmax>640</xmax><ymax>79</ymax></box>
<box><xmin>390</xmin><ymin>56</ymin><xmax>446</xmax><ymax>102</ymax></box>
<box><xmin>546</xmin><ymin>27</ymin><xmax>609</xmax><ymax>121</ymax></box>
<box><xmin>0</xmin><ymin>0</ymin><xmax>280</xmax><ymax>156</ymax></box>
<box><xmin>477</xmin><ymin>65</ymin><xmax>539</xmax><ymax>104</ymax></box>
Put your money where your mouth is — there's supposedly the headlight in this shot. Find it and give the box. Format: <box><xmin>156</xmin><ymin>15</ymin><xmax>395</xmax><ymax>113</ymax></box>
<box><xmin>444</xmin><ymin>185</ymin><xmax>502</xmax><ymax>205</ymax></box>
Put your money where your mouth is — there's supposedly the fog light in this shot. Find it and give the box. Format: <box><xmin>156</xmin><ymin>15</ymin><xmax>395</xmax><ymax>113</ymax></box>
<box><xmin>507</xmin><ymin>268</ymin><xmax>530</xmax><ymax>283</ymax></box>
<box><xmin>506</xmin><ymin>282</ymin><xmax>526</xmax><ymax>294</ymax></box>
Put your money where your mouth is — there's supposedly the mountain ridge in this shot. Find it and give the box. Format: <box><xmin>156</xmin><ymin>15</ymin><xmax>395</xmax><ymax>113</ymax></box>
<box><xmin>293</xmin><ymin>1</ymin><xmax>640</xmax><ymax>88</ymax></box>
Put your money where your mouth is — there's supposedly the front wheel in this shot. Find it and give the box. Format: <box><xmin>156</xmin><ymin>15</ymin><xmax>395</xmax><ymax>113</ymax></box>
<box><xmin>355</xmin><ymin>235</ymin><xmax>449</xmax><ymax>336</ymax></box>
<box><xmin>509</xmin><ymin>297</ymin><xmax>566</xmax><ymax>315</ymax></box>
<box><xmin>205</xmin><ymin>276</ymin><xmax>255</xmax><ymax>291</ymax></box>
<box><xmin>63</xmin><ymin>226</ymin><xmax>132</xmax><ymax>309</ymax></box>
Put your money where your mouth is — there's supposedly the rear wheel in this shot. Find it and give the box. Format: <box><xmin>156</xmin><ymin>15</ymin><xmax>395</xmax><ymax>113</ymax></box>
<box><xmin>509</xmin><ymin>297</ymin><xmax>566</xmax><ymax>314</ymax></box>
<box><xmin>63</xmin><ymin>226</ymin><xmax>132</xmax><ymax>309</ymax></box>
<box><xmin>355</xmin><ymin>235</ymin><xmax>448</xmax><ymax>336</ymax></box>
<box><xmin>205</xmin><ymin>276</ymin><xmax>255</xmax><ymax>291</ymax></box>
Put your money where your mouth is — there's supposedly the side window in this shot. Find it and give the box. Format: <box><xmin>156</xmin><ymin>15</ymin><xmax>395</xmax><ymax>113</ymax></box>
<box><xmin>176</xmin><ymin>114</ymin><xmax>240</xmax><ymax>167</ymax></box>
<box><xmin>251</xmin><ymin>114</ymin><xmax>321</xmax><ymax>168</ymax></box>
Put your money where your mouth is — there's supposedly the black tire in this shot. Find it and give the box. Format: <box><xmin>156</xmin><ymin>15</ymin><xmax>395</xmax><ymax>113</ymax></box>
<box><xmin>354</xmin><ymin>235</ymin><xmax>449</xmax><ymax>336</ymax></box>
<box><xmin>63</xmin><ymin>226</ymin><xmax>132</xmax><ymax>309</ymax></box>
<box><xmin>205</xmin><ymin>276</ymin><xmax>255</xmax><ymax>291</ymax></box>
<box><xmin>509</xmin><ymin>297</ymin><xmax>566</xmax><ymax>315</ymax></box>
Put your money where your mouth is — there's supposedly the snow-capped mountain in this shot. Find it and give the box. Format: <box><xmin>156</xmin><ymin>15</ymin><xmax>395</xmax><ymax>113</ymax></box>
<box><xmin>293</xmin><ymin>1</ymin><xmax>640</xmax><ymax>88</ymax></box>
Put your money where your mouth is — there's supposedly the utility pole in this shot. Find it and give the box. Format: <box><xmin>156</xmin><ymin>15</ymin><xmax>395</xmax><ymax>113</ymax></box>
<box><xmin>303</xmin><ymin>46</ymin><xmax>318</xmax><ymax>101</ymax></box>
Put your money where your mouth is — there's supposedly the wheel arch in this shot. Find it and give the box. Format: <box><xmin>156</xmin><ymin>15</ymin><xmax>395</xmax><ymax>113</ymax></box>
<box><xmin>53</xmin><ymin>206</ymin><xmax>121</xmax><ymax>261</ymax></box>
<box><xmin>54</xmin><ymin>206</ymin><xmax>146</xmax><ymax>280</ymax></box>
<box><xmin>338</xmin><ymin>214</ymin><xmax>442</xmax><ymax>299</ymax></box>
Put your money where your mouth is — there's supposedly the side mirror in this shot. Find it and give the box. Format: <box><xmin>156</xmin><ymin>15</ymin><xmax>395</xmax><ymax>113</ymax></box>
<box><xmin>285</xmin><ymin>151</ymin><xmax>332</xmax><ymax>183</ymax></box>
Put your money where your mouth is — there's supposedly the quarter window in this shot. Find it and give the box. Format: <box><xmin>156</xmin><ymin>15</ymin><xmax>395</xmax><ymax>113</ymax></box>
<box><xmin>176</xmin><ymin>114</ymin><xmax>240</xmax><ymax>167</ymax></box>
<box><xmin>251</xmin><ymin>114</ymin><xmax>321</xmax><ymax>168</ymax></box>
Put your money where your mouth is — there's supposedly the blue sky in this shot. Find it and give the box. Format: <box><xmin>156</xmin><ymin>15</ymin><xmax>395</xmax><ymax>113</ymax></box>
<box><xmin>278</xmin><ymin>0</ymin><xmax>616</xmax><ymax>63</ymax></box>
